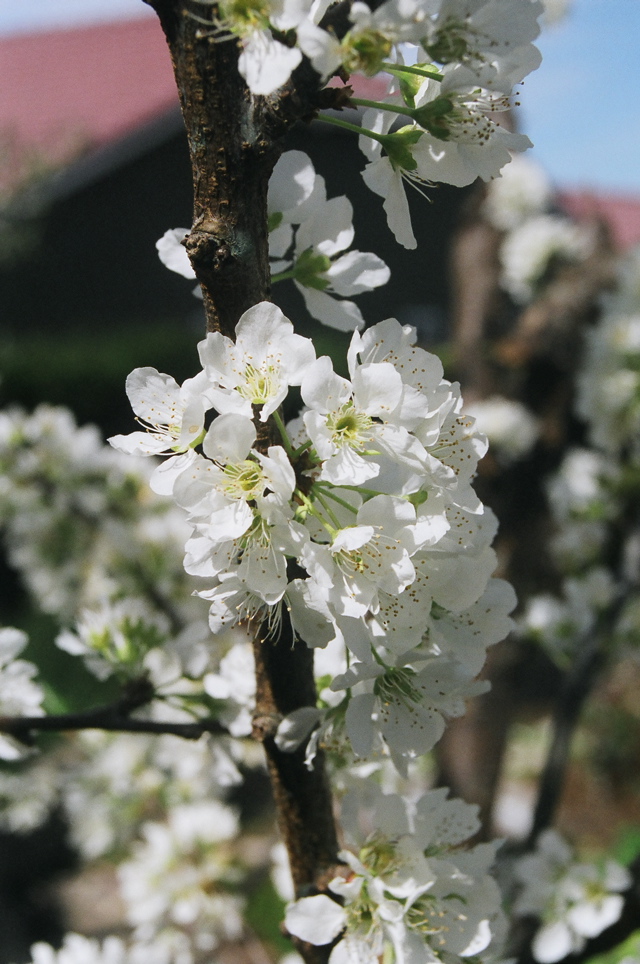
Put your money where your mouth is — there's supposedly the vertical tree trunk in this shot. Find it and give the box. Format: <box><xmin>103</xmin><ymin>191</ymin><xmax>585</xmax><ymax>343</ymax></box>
<box><xmin>146</xmin><ymin>5</ymin><xmax>341</xmax><ymax>951</ymax></box>
<box><xmin>149</xmin><ymin>0</ymin><xmax>277</xmax><ymax>334</ymax></box>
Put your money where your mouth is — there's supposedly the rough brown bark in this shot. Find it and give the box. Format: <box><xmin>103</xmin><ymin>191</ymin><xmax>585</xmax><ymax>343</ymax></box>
<box><xmin>148</xmin><ymin>0</ymin><xmax>276</xmax><ymax>333</ymax></box>
<box><xmin>144</xmin><ymin>5</ymin><xmax>342</xmax><ymax>958</ymax></box>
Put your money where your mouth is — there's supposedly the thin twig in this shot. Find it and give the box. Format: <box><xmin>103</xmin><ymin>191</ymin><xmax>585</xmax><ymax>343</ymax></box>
<box><xmin>0</xmin><ymin>681</ymin><xmax>227</xmax><ymax>745</ymax></box>
<box><xmin>0</xmin><ymin>712</ymin><xmax>227</xmax><ymax>742</ymax></box>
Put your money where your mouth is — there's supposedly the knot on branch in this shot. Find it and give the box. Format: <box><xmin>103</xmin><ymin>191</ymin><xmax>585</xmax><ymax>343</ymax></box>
<box><xmin>252</xmin><ymin>711</ymin><xmax>282</xmax><ymax>741</ymax></box>
<box><xmin>184</xmin><ymin>220</ymin><xmax>232</xmax><ymax>271</ymax></box>
<box><xmin>316</xmin><ymin>84</ymin><xmax>354</xmax><ymax>111</ymax></box>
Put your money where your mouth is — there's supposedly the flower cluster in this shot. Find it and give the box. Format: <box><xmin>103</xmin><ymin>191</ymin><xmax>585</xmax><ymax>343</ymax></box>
<box><xmin>513</xmin><ymin>830</ymin><xmax>631</xmax><ymax>963</ymax></box>
<box><xmin>5</xmin><ymin>6</ymin><xmax>623</xmax><ymax>964</ymax></box>
<box><xmin>0</xmin><ymin>628</ymin><xmax>44</xmax><ymax>760</ymax></box>
<box><xmin>482</xmin><ymin>152</ymin><xmax>594</xmax><ymax>302</ymax></box>
<box><xmin>576</xmin><ymin>245</ymin><xmax>640</xmax><ymax>460</ymax></box>
<box><xmin>14</xmin><ymin>932</ymin><xmax>172</xmax><ymax>964</ymax></box>
<box><xmin>499</xmin><ymin>213</ymin><xmax>594</xmax><ymax>303</ymax></box>
<box><xmin>0</xmin><ymin>725</ymin><xmax>251</xmax><ymax>962</ymax></box>
<box><xmin>119</xmin><ymin>800</ymin><xmax>245</xmax><ymax>957</ymax></box>
<box><xmin>194</xmin><ymin>0</ymin><xmax>543</xmax><ymax>101</ymax></box>
<box><xmin>0</xmin><ymin>404</ymin><xmax>199</xmax><ymax>626</ymax></box>
<box><xmin>164</xmin><ymin>1</ymin><xmax>543</xmax><ymax>250</ymax></box>
<box><xmin>286</xmin><ymin>786</ymin><xmax>504</xmax><ymax>964</ymax></box>
<box><xmin>111</xmin><ymin>303</ymin><xmax>515</xmax><ymax>772</ymax></box>
<box><xmin>157</xmin><ymin>150</ymin><xmax>390</xmax><ymax>332</ymax></box>
<box><xmin>516</xmin><ymin>245</ymin><xmax>640</xmax><ymax>664</ymax></box>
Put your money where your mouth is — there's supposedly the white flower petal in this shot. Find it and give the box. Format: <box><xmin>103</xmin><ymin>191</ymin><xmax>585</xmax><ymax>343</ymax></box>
<box><xmin>285</xmin><ymin>895</ymin><xmax>347</xmax><ymax>945</ymax></box>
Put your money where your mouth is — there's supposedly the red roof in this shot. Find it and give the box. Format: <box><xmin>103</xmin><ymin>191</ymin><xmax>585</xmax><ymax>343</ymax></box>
<box><xmin>558</xmin><ymin>189</ymin><xmax>640</xmax><ymax>251</ymax></box>
<box><xmin>0</xmin><ymin>16</ymin><xmax>178</xmax><ymax>188</ymax></box>
<box><xmin>0</xmin><ymin>15</ymin><xmax>390</xmax><ymax>193</ymax></box>
<box><xmin>3</xmin><ymin>15</ymin><xmax>640</xmax><ymax>255</ymax></box>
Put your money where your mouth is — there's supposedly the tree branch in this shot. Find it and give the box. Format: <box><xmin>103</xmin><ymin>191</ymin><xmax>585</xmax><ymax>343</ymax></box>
<box><xmin>527</xmin><ymin>590</ymin><xmax>629</xmax><ymax>847</ymax></box>
<box><xmin>142</xmin><ymin>11</ymin><xmax>342</xmax><ymax>962</ymax></box>
<box><xmin>0</xmin><ymin>712</ymin><xmax>227</xmax><ymax>742</ymax></box>
<box><xmin>0</xmin><ymin>678</ymin><xmax>227</xmax><ymax>745</ymax></box>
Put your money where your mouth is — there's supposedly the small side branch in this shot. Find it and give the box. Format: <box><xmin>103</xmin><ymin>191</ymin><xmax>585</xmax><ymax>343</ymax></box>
<box><xmin>0</xmin><ymin>681</ymin><xmax>227</xmax><ymax>745</ymax></box>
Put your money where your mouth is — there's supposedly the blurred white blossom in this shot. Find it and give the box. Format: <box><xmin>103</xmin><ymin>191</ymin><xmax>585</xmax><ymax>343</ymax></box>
<box><xmin>514</xmin><ymin>830</ymin><xmax>631</xmax><ymax>963</ymax></box>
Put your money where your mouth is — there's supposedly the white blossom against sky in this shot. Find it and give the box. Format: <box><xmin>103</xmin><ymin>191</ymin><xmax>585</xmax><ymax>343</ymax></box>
<box><xmin>0</xmin><ymin>0</ymin><xmax>638</xmax><ymax>193</ymax></box>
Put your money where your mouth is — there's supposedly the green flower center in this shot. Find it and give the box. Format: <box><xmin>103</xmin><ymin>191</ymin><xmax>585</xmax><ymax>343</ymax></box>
<box><xmin>327</xmin><ymin>402</ymin><xmax>374</xmax><ymax>448</ymax></box>
<box><xmin>223</xmin><ymin>459</ymin><xmax>265</xmax><ymax>498</ymax></box>
<box><xmin>237</xmin><ymin>364</ymin><xmax>280</xmax><ymax>406</ymax></box>
<box><xmin>359</xmin><ymin>833</ymin><xmax>402</xmax><ymax>878</ymax></box>
<box><xmin>336</xmin><ymin>546</ymin><xmax>367</xmax><ymax>576</ymax></box>
<box><xmin>219</xmin><ymin>0</ymin><xmax>269</xmax><ymax>34</ymax></box>
<box><xmin>405</xmin><ymin>893</ymin><xmax>447</xmax><ymax>937</ymax></box>
<box><xmin>342</xmin><ymin>28</ymin><xmax>392</xmax><ymax>76</ymax></box>
<box><xmin>374</xmin><ymin>667</ymin><xmax>423</xmax><ymax>710</ymax></box>
<box><xmin>423</xmin><ymin>19</ymin><xmax>473</xmax><ymax>65</ymax></box>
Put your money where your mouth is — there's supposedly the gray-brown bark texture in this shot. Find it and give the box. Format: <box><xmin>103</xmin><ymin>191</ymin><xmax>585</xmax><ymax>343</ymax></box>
<box><xmin>144</xmin><ymin>4</ymin><xmax>342</xmax><ymax>959</ymax></box>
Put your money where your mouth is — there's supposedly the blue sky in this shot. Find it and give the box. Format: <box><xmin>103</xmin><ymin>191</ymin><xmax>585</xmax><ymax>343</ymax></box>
<box><xmin>522</xmin><ymin>0</ymin><xmax>640</xmax><ymax>193</ymax></box>
<box><xmin>3</xmin><ymin>0</ymin><xmax>639</xmax><ymax>194</ymax></box>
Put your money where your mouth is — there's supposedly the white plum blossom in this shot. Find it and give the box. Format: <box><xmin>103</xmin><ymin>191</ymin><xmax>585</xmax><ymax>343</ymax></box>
<box><xmin>0</xmin><ymin>628</ymin><xmax>45</xmax><ymax>760</ymax></box>
<box><xmin>108</xmin><ymin>368</ymin><xmax>209</xmax><ymax>495</ymax></box>
<box><xmin>333</xmin><ymin>655</ymin><xmax>488</xmax><ymax>770</ymax></box>
<box><xmin>499</xmin><ymin>214</ymin><xmax>593</xmax><ymax>303</ymax></box>
<box><xmin>238</xmin><ymin>29</ymin><xmax>303</xmax><ymax>95</ymax></box>
<box><xmin>269</xmin><ymin>151</ymin><xmax>390</xmax><ymax>330</ymax></box>
<box><xmin>290</xmin><ymin>194</ymin><xmax>390</xmax><ymax>331</ymax></box>
<box><xmin>197</xmin><ymin>301</ymin><xmax>316</xmax><ymax>422</ymax></box>
<box><xmin>301</xmin><ymin>353</ymin><xmax>430</xmax><ymax>488</ymax></box>
<box><xmin>420</xmin><ymin>0</ymin><xmax>543</xmax><ymax>92</ymax></box>
<box><xmin>483</xmin><ymin>153</ymin><xmax>553</xmax><ymax>231</ymax></box>
<box><xmin>514</xmin><ymin>830</ymin><xmax>632</xmax><ymax>963</ymax></box>
<box><xmin>286</xmin><ymin>787</ymin><xmax>505</xmax><ymax>964</ymax></box>
<box><xmin>359</xmin><ymin>72</ymin><xmax>533</xmax><ymax>247</ymax></box>
<box><xmin>19</xmin><ymin>932</ymin><xmax>173</xmax><ymax>964</ymax></box>
<box><xmin>300</xmin><ymin>494</ymin><xmax>420</xmax><ymax>619</ymax></box>
<box><xmin>321</xmin><ymin>0</ymin><xmax>434</xmax><ymax>89</ymax></box>
<box><xmin>215</xmin><ymin>0</ymin><xmax>317</xmax><ymax>95</ymax></box>
<box><xmin>465</xmin><ymin>395</ymin><xmax>539</xmax><ymax>463</ymax></box>
<box><xmin>156</xmin><ymin>154</ymin><xmax>390</xmax><ymax>332</ymax></box>
<box><xmin>410</xmin><ymin>69</ymin><xmax>534</xmax><ymax>186</ymax></box>
<box><xmin>173</xmin><ymin>413</ymin><xmax>295</xmax><ymax>538</ymax></box>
